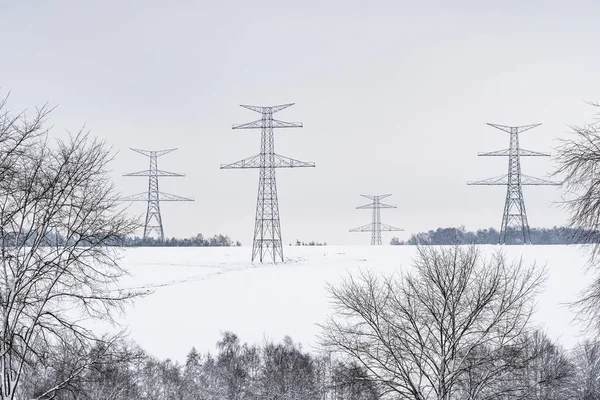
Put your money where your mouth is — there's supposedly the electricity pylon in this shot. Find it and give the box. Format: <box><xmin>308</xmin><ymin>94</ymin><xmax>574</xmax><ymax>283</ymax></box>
<box><xmin>350</xmin><ymin>194</ymin><xmax>402</xmax><ymax>245</ymax></box>
<box><xmin>221</xmin><ymin>103</ymin><xmax>315</xmax><ymax>263</ymax></box>
<box><xmin>122</xmin><ymin>148</ymin><xmax>193</xmax><ymax>241</ymax></box>
<box><xmin>468</xmin><ymin>123</ymin><xmax>558</xmax><ymax>244</ymax></box>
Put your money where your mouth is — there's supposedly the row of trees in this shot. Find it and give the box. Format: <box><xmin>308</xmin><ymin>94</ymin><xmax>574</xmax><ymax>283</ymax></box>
<box><xmin>122</xmin><ymin>234</ymin><xmax>241</xmax><ymax>247</ymax></box>
<box><xmin>294</xmin><ymin>240</ymin><xmax>328</xmax><ymax>246</ymax></box>
<box><xmin>391</xmin><ymin>226</ymin><xmax>593</xmax><ymax>245</ymax></box>
<box><xmin>125</xmin><ymin>226</ymin><xmax>594</xmax><ymax>248</ymax></box>
<box><xmin>19</xmin><ymin>333</ymin><xmax>379</xmax><ymax>400</ymax></box>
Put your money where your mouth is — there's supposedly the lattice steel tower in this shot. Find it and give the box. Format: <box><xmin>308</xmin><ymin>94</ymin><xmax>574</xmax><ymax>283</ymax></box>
<box><xmin>468</xmin><ymin>123</ymin><xmax>558</xmax><ymax>244</ymax></box>
<box><xmin>221</xmin><ymin>104</ymin><xmax>315</xmax><ymax>263</ymax></box>
<box><xmin>122</xmin><ymin>148</ymin><xmax>193</xmax><ymax>241</ymax></box>
<box><xmin>350</xmin><ymin>194</ymin><xmax>402</xmax><ymax>245</ymax></box>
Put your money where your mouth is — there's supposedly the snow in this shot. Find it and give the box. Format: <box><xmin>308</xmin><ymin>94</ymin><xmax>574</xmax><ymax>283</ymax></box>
<box><xmin>114</xmin><ymin>245</ymin><xmax>594</xmax><ymax>362</ymax></box>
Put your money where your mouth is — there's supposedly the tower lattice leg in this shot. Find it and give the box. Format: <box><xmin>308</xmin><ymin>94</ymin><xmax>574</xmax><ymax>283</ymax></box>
<box><xmin>144</xmin><ymin>153</ymin><xmax>165</xmax><ymax>241</ymax></box>
<box><xmin>252</xmin><ymin>163</ymin><xmax>283</xmax><ymax>263</ymax></box>
<box><xmin>252</xmin><ymin>112</ymin><xmax>284</xmax><ymax>263</ymax></box>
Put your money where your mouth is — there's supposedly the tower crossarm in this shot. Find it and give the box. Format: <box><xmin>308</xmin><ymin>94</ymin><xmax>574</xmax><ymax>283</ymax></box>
<box><xmin>357</xmin><ymin>203</ymin><xmax>396</xmax><ymax>209</ymax></box>
<box><xmin>240</xmin><ymin>103</ymin><xmax>295</xmax><ymax>114</ymax></box>
<box><xmin>487</xmin><ymin>123</ymin><xmax>542</xmax><ymax>134</ymax></box>
<box><xmin>273</xmin><ymin>154</ymin><xmax>315</xmax><ymax>168</ymax></box>
<box><xmin>120</xmin><ymin>192</ymin><xmax>194</xmax><ymax>202</ymax></box>
<box><xmin>350</xmin><ymin>224</ymin><xmax>402</xmax><ymax>232</ymax></box>
<box><xmin>519</xmin><ymin>149</ymin><xmax>551</xmax><ymax>156</ymax></box>
<box><xmin>220</xmin><ymin>154</ymin><xmax>262</xmax><ymax>169</ymax></box>
<box><xmin>221</xmin><ymin>154</ymin><xmax>315</xmax><ymax>169</ymax></box>
<box><xmin>478</xmin><ymin>149</ymin><xmax>551</xmax><ymax>157</ymax></box>
<box><xmin>130</xmin><ymin>148</ymin><xmax>178</xmax><ymax>157</ymax></box>
<box><xmin>233</xmin><ymin>119</ymin><xmax>303</xmax><ymax>130</ymax></box>
<box><xmin>157</xmin><ymin>192</ymin><xmax>195</xmax><ymax>201</ymax></box>
<box><xmin>521</xmin><ymin>174</ymin><xmax>560</xmax><ymax>186</ymax></box>
<box><xmin>468</xmin><ymin>174</ymin><xmax>560</xmax><ymax>186</ymax></box>
<box><xmin>232</xmin><ymin>120</ymin><xmax>263</xmax><ymax>130</ymax></box>
<box><xmin>478</xmin><ymin>149</ymin><xmax>511</xmax><ymax>156</ymax></box>
<box><xmin>380</xmin><ymin>223</ymin><xmax>403</xmax><ymax>232</ymax></box>
<box><xmin>361</xmin><ymin>194</ymin><xmax>391</xmax><ymax>201</ymax></box>
<box><xmin>120</xmin><ymin>192</ymin><xmax>149</xmax><ymax>201</ymax></box>
<box><xmin>350</xmin><ymin>223</ymin><xmax>375</xmax><ymax>232</ymax></box>
<box><xmin>123</xmin><ymin>169</ymin><xmax>185</xmax><ymax>177</ymax></box>
<box><xmin>467</xmin><ymin>175</ymin><xmax>509</xmax><ymax>185</ymax></box>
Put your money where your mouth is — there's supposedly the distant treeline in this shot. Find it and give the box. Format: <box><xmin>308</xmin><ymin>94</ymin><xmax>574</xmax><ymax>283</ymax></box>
<box><xmin>122</xmin><ymin>233</ymin><xmax>241</xmax><ymax>247</ymax></box>
<box><xmin>391</xmin><ymin>226</ymin><xmax>599</xmax><ymax>245</ymax></box>
<box><xmin>293</xmin><ymin>240</ymin><xmax>327</xmax><ymax>246</ymax></box>
<box><xmin>0</xmin><ymin>232</ymin><xmax>241</xmax><ymax>247</ymax></box>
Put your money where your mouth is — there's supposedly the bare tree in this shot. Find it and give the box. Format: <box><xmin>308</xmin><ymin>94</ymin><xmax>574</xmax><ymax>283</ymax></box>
<box><xmin>553</xmin><ymin>104</ymin><xmax>600</xmax><ymax>330</ymax></box>
<box><xmin>320</xmin><ymin>245</ymin><xmax>546</xmax><ymax>400</ymax></box>
<box><xmin>22</xmin><ymin>336</ymin><xmax>144</xmax><ymax>400</ymax></box>
<box><xmin>479</xmin><ymin>330</ymin><xmax>573</xmax><ymax>400</ymax></box>
<box><xmin>569</xmin><ymin>340</ymin><xmax>600</xmax><ymax>400</ymax></box>
<box><xmin>259</xmin><ymin>336</ymin><xmax>318</xmax><ymax>400</ymax></box>
<box><xmin>0</xmin><ymin>95</ymin><xmax>142</xmax><ymax>399</ymax></box>
<box><xmin>553</xmin><ymin>104</ymin><xmax>600</xmax><ymax>248</ymax></box>
<box><xmin>329</xmin><ymin>360</ymin><xmax>380</xmax><ymax>400</ymax></box>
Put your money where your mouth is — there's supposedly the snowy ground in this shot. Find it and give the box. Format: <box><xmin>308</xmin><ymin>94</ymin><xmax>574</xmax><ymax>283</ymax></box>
<box><xmin>114</xmin><ymin>245</ymin><xmax>594</xmax><ymax>362</ymax></box>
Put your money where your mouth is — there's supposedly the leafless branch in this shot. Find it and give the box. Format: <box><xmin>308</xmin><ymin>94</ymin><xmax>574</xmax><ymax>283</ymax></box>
<box><xmin>0</xmin><ymin>95</ymin><xmax>144</xmax><ymax>399</ymax></box>
<box><xmin>320</xmin><ymin>245</ymin><xmax>546</xmax><ymax>400</ymax></box>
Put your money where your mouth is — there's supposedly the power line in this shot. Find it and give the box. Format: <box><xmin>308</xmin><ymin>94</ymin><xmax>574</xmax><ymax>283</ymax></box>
<box><xmin>350</xmin><ymin>194</ymin><xmax>402</xmax><ymax>245</ymax></box>
<box><xmin>468</xmin><ymin>123</ymin><xmax>558</xmax><ymax>244</ymax></box>
<box><xmin>122</xmin><ymin>148</ymin><xmax>193</xmax><ymax>241</ymax></box>
<box><xmin>221</xmin><ymin>103</ymin><xmax>315</xmax><ymax>263</ymax></box>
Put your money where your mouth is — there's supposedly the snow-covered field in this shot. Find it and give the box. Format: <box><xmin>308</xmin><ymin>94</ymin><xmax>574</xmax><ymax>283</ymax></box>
<box><xmin>116</xmin><ymin>245</ymin><xmax>594</xmax><ymax>362</ymax></box>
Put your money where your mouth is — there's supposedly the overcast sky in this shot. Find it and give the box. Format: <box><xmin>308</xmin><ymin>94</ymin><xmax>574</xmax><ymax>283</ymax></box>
<box><xmin>1</xmin><ymin>0</ymin><xmax>599</xmax><ymax>245</ymax></box>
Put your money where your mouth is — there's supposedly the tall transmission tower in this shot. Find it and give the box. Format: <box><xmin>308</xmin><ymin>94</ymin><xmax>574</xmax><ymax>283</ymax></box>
<box><xmin>468</xmin><ymin>123</ymin><xmax>558</xmax><ymax>244</ymax></box>
<box><xmin>221</xmin><ymin>103</ymin><xmax>315</xmax><ymax>263</ymax></box>
<box><xmin>350</xmin><ymin>194</ymin><xmax>402</xmax><ymax>245</ymax></box>
<box><xmin>122</xmin><ymin>148</ymin><xmax>193</xmax><ymax>241</ymax></box>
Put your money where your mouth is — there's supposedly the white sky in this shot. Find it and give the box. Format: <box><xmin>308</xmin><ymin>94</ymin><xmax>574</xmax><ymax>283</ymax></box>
<box><xmin>2</xmin><ymin>0</ymin><xmax>599</xmax><ymax>245</ymax></box>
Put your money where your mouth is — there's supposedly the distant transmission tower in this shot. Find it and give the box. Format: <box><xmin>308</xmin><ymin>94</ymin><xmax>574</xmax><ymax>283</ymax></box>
<box><xmin>122</xmin><ymin>148</ymin><xmax>193</xmax><ymax>241</ymax></box>
<box><xmin>350</xmin><ymin>194</ymin><xmax>402</xmax><ymax>245</ymax></box>
<box><xmin>221</xmin><ymin>103</ymin><xmax>315</xmax><ymax>263</ymax></box>
<box><xmin>468</xmin><ymin>123</ymin><xmax>558</xmax><ymax>244</ymax></box>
